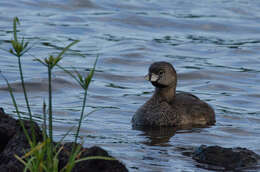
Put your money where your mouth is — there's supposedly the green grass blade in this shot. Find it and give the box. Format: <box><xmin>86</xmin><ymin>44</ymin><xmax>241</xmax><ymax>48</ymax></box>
<box><xmin>42</xmin><ymin>99</ymin><xmax>47</xmax><ymax>141</ymax></box>
<box><xmin>74</xmin><ymin>56</ymin><xmax>98</xmax><ymax>145</ymax></box>
<box><xmin>75</xmin><ymin>156</ymin><xmax>116</xmax><ymax>163</ymax></box>
<box><xmin>21</xmin><ymin>142</ymin><xmax>46</xmax><ymax>159</ymax></box>
<box><xmin>14</xmin><ymin>154</ymin><xmax>27</xmax><ymax>166</ymax></box>
<box><xmin>55</xmin><ymin>125</ymin><xmax>75</xmax><ymax>149</ymax></box>
<box><xmin>0</xmin><ymin>72</ymin><xmax>32</xmax><ymax>146</ymax></box>
<box><xmin>47</xmin><ymin>65</ymin><xmax>53</xmax><ymax>145</ymax></box>
<box><xmin>56</xmin><ymin>40</ymin><xmax>79</xmax><ymax>60</ymax></box>
<box><xmin>13</xmin><ymin>17</ymin><xmax>19</xmax><ymax>42</ymax></box>
<box><xmin>63</xmin><ymin>144</ymin><xmax>82</xmax><ymax>172</ymax></box>
<box><xmin>17</xmin><ymin>56</ymin><xmax>36</xmax><ymax>145</ymax></box>
<box><xmin>57</xmin><ymin>65</ymin><xmax>82</xmax><ymax>87</ymax></box>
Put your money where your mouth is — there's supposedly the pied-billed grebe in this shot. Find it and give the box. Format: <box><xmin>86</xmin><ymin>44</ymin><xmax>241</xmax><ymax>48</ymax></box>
<box><xmin>132</xmin><ymin>61</ymin><xmax>215</xmax><ymax>127</ymax></box>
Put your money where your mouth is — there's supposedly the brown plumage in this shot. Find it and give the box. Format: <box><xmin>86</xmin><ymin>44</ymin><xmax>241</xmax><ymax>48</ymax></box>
<box><xmin>132</xmin><ymin>61</ymin><xmax>215</xmax><ymax>127</ymax></box>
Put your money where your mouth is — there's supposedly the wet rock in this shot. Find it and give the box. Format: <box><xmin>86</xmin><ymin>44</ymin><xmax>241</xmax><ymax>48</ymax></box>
<box><xmin>59</xmin><ymin>143</ymin><xmax>128</xmax><ymax>172</ymax></box>
<box><xmin>192</xmin><ymin>145</ymin><xmax>260</xmax><ymax>171</ymax></box>
<box><xmin>0</xmin><ymin>108</ymin><xmax>42</xmax><ymax>171</ymax></box>
<box><xmin>0</xmin><ymin>107</ymin><xmax>17</xmax><ymax>152</ymax></box>
<box><xmin>0</xmin><ymin>108</ymin><xmax>128</xmax><ymax>172</ymax></box>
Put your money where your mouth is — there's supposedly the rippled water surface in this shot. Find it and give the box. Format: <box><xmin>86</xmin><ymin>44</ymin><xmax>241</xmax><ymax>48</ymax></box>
<box><xmin>1</xmin><ymin>0</ymin><xmax>260</xmax><ymax>171</ymax></box>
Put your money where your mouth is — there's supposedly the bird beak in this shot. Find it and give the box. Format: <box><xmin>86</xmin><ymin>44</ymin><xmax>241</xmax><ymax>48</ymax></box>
<box><xmin>144</xmin><ymin>73</ymin><xmax>159</xmax><ymax>82</ymax></box>
<box><xmin>144</xmin><ymin>74</ymin><xmax>149</xmax><ymax>81</ymax></box>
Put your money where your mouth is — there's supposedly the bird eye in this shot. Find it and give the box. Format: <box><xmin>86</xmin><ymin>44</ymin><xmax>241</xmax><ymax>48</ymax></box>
<box><xmin>159</xmin><ymin>70</ymin><xmax>164</xmax><ymax>75</ymax></box>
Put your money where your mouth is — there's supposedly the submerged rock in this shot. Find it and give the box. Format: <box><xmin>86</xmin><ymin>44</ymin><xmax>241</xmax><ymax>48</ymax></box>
<box><xmin>192</xmin><ymin>145</ymin><xmax>260</xmax><ymax>171</ymax></box>
<box><xmin>0</xmin><ymin>107</ymin><xmax>128</xmax><ymax>172</ymax></box>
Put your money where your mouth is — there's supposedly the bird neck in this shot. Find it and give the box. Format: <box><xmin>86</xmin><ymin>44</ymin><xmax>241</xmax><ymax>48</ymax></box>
<box><xmin>154</xmin><ymin>86</ymin><xmax>176</xmax><ymax>103</ymax></box>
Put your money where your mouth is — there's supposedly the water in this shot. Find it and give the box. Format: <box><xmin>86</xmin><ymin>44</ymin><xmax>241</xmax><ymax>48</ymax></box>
<box><xmin>1</xmin><ymin>0</ymin><xmax>260</xmax><ymax>171</ymax></box>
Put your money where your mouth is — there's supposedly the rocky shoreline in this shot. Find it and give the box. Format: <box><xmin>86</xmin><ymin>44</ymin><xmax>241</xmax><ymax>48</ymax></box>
<box><xmin>0</xmin><ymin>108</ymin><xmax>128</xmax><ymax>172</ymax></box>
<box><xmin>192</xmin><ymin>145</ymin><xmax>260</xmax><ymax>170</ymax></box>
<box><xmin>1</xmin><ymin>107</ymin><xmax>259</xmax><ymax>171</ymax></box>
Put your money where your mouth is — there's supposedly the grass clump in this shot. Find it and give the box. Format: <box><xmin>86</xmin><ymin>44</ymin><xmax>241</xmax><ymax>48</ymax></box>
<box><xmin>0</xmin><ymin>17</ymin><xmax>112</xmax><ymax>172</ymax></box>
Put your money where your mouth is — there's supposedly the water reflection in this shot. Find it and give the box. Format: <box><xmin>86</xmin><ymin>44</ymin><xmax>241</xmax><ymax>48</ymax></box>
<box><xmin>134</xmin><ymin>126</ymin><xmax>177</xmax><ymax>146</ymax></box>
<box><xmin>134</xmin><ymin>125</ymin><xmax>209</xmax><ymax>147</ymax></box>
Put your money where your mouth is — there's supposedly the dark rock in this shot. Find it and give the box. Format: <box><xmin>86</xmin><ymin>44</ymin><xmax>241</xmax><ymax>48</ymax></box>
<box><xmin>192</xmin><ymin>145</ymin><xmax>260</xmax><ymax>171</ymax></box>
<box><xmin>0</xmin><ymin>108</ymin><xmax>17</xmax><ymax>152</ymax></box>
<box><xmin>59</xmin><ymin>143</ymin><xmax>128</xmax><ymax>172</ymax></box>
<box><xmin>75</xmin><ymin>146</ymin><xmax>127</xmax><ymax>172</ymax></box>
<box><xmin>0</xmin><ymin>108</ymin><xmax>42</xmax><ymax>171</ymax></box>
<box><xmin>0</xmin><ymin>108</ymin><xmax>128</xmax><ymax>172</ymax></box>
